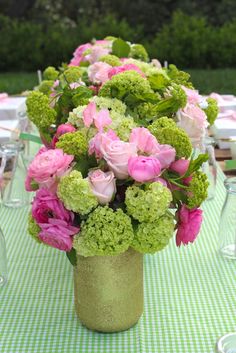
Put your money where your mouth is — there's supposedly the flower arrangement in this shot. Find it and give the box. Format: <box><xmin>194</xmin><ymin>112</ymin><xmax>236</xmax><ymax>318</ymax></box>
<box><xmin>26</xmin><ymin>37</ymin><xmax>217</xmax><ymax>264</ymax></box>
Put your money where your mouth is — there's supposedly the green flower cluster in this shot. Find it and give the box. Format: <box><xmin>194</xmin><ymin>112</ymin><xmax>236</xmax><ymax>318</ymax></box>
<box><xmin>132</xmin><ymin>212</ymin><xmax>175</xmax><ymax>253</ymax></box>
<box><xmin>28</xmin><ymin>213</ymin><xmax>41</xmax><ymax>243</ymax></box>
<box><xmin>133</xmin><ymin>102</ymin><xmax>160</xmax><ymax>125</ymax></box>
<box><xmin>187</xmin><ymin>171</ymin><xmax>209</xmax><ymax>208</ymax></box>
<box><xmin>57</xmin><ymin>171</ymin><xmax>98</xmax><ymax>214</ymax></box>
<box><xmin>148</xmin><ymin>116</ymin><xmax>176</xmax><ymax>133</ymax></box>
<box><xmin>38</xmin><ymin>80</ymin><xmax>54</xmax><ymax>96</ymax></box>
<box><xmin>56</xmin><ymin>131</ymin><xmax>88</xmax><ymax>158</ymax></box>
<box><xmin>125</xmin><ymin>182</ymin><xmax>172</xmax><ymax>223</ymax></box>
<box><xmin>129</xmin><ymin>44</ymin><xmax>149</xmax><ymax>62</ymax></box>
<box><xmin>99</xmin><ymin>54</ymin><xmax>121</xmax><ymax>66</ymax></box>
<box><xmin>203</xmin><ymin>98</ymin><xmax>219</xmax><ymax>126</ymax></box>
<box><xmin>73</xmin><ymin>206</ymin><xmax>134</xmax><ymax>256</ymax></box>
<box><xmin>61</xmin><ymin>66</ymin><xmax>83</xmax><ymax>83</ymax></box>
<box><xmin>99</xmin><ymin>70</ymin><xmax>153</xmax><ymax>101</ymax></box>
<box><xmin>26</xmin><ymin>91</ymin><xmax>57</xmax><ymax>130</ymax></box>
<box><xmin>91</xmin><ymin>96</ymin><xmax>127</xmax><ymax>115</ymax></box>
<box><xmin>43</xmin><ymin>66</ymin><xmax>59</xmax><ymax>81</ymax></box>
<box><xmin>166</xmin><ymin>64</ymin><xmax>193</xmax><ymax>88</ymax></box>
<box><xmin>149</xmin><ymin>123</ymin><xmax>192</xmax><ymax>158</ymax></box>
<box><xmin>68</xmin><ymin>105</ymin><xmax>87</xmax><ymax>128</ymax></box>
<box><xmin>110</xmin><ymin>113</ymin><xmax>137</xmax><ymax>141</ymax></box>
<box><xmin>157</xmin><ymin>83</ymin><xmax>187</xmax><ymax>114</ymax></box>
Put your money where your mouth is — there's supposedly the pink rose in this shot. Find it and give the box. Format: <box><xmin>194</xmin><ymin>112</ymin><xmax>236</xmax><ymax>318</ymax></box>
<box><xmin>100</xmin><ymin>140</ymin><xmax>137</xmax><ymax>179</ymax></box>
<box><xmin>176</xmin><ymin>205</ymin><xmax>203</xmax><ymax>246</ymax></box>
<box><xmin>129</xmin><ymin>127</ymin><xmax>160</xmax><ymax>155</ymax></box>
<box><xmin>108</xmin><ymin>64</ymin><xmax>145</xmax><ymax>79</ymax></box>
<box><xmin>128</xmin><ymin>156</ymin><xmax>161</xmax><ymax>183</ymax></box>
<box><xmin>39</xmin><ymin>219</ymin><xmax>79</xmax><ymax>252</ymax></box>
<box><xmin>177</xmin><ymin>103</ymin><xmax>208</xmax><ymax>141</ymax></box>
<box><xmin>154</xmin><ymin>144</ymin><xmax>176</xmax><ymax>169</ymax></box>
<box><xmin>52</xmin><ymin>124</ymin><xmax>76</xmax><ymax>148</ymax></box>
<box><xmin>89</xmin><ymin>129</ymin><xmax>120</xmax><ymax>159</ymax></box>
<box><xmin>32</xmin><ymin>188</ymin><xmax>74</xmax><ymax>224</ymax></box>
<box><xmin>88</xmin><ymin>169</ymin><xmax>116</xmax><ymax>205</ymax></box>
<box><xmin>182</xmin><ymin>86</ymin><xmax>201</xmax><ymax>105</ymax></box>
<box><xmin>170</xmin><ymin>159</ymin><xmax>190</xmax><ymax>175</ymax></box>
<box><xmin>69</xmin><ymin>43</ymin><xmax>92</xmax><ymax>66</ymax></box>
<box><xmin>26</xmin><ymin>149</ymin><xmax>73</xmax><ymax>191</ymax></box>
<box><xmin>88</xmin><ymin>62</ymin><xmax>112</xmax><ymax>84</ymax></box>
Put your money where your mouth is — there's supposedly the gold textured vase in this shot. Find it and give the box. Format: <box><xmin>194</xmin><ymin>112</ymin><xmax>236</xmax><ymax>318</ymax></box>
<box><xmin>73</xmin><ymin>247</ymin><xmax>143</xmax><ymax>332</ymax></box>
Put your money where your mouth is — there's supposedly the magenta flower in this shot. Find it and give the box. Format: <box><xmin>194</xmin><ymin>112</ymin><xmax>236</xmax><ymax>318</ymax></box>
<box><xmin>170</xmin><ymin>159</ymin><xmax>190</xmax><ymax>176</ymax></box>
<box><xmin>69</xmin><ymin>43</ymin><xmax>92</xmax><ymax>66</ymax></box>
<box><xmin>176</xmin><ymin>205</ymin><xmax>203</xmax><ymax>246</ymax></box>
<box><xmin>108</xmin><ymin>64</ymin><xmax>145</xmax><ymax>79</ymax></box>
<box><xmin>128</xmin><ymin>156</ymin><xmax>161</xmax><ymax>183</ymax></box>
<box><xmin>52</xmin><ymin>124</ymin><xmax>76</xmax><ymax>148</ymax></box>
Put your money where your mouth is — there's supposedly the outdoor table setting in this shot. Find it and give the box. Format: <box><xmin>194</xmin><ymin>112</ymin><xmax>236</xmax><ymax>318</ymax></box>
<box><xmin>1</xmin><ymin>37</ymin><xmax>236</xmax><ymax>353</ymax></box>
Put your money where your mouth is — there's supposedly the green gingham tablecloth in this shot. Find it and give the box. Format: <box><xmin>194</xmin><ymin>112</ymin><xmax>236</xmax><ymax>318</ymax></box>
<box><xmin>1</xmin><ymin>168</ymin><xmax>236</xmax><ymax>353</ymax></box>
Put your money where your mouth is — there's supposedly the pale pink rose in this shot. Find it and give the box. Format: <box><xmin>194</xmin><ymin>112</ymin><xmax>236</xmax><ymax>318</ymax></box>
<box><xmin>39</xmin><ymin>219</ymin><xmax>79</xmax><ymax>252</ymax></box>
<box><xmin>151</xmin><ymin>59</ymin><xmax>162</xmax><ymax>68</ymax></box>
<box><xmin>100</xmin><ymin>140</ymin><xmax>137</xmax><ymax>179</ymax></box>
<box><xmin>176</xmin><ymin>205</ymin><xmax>203</xmax><ymax>246</ymax></box>
<box><xmin>89</xmin><ymin>129</ymin><xmax>120</xmax><ymax>159</ymax></box>
<box><xmin>170</xmin><ymin>159</ymin><xmax>190</xmax><ymax>175</ymax></box>
<box><xmin>88</xmin><ymin>169</ymin><xmax>116</xmax><ymax>205</ymax></box>
<box><xmin>108</xmin><ymin>64</ymin><xmax>145</xmax><ymax>79</ymax></box>
<box><xmin>182</xmin><ymin>86</ymin><xmax>201</xmax><ymax>105</ymax></box>
<box><xmin>69</xmin><ymin>43</ymin><xmax>92</xmax><ymax>66</ymax></box>
<box><xmin>154</xmin><ymin>144</ymin><xmax>176</xmax><ymax>169</ymax></box>
<box><xmin>177</xmin><ymin>103</ymin><xmax>209</xmax><ymax>140</ymax></box>
<box><xmin>85</xmin><ymin>46</ymin><xmax>110</xmax><ymax>64</ymax></box>
<box><xmin>128</xmin><ymin>156</ymin><xmax>161</xmax><ymax>183</ymax></box>
<box><xmin>52</xmin><ymin>124</ymin><xmax>76</xmax><ymax>148</ymax></box>
<box><xmin>129</xmin><ymin>127</ymin><xmax>160</xmax><ymax>154</ymax></box>
<box><xmin>88</xmin><ymin>62</ymin><xmax>112</xmax><ymax>84</ymax></box>
<box><xmin>95</xmin><ymin>39</ymin><xmax>111</xmax><ymax>46</ymax></box>
<box><xmin>26</xmin><ymin>149</ymin><xmax>73</xmax><ymax>191</ymax></box>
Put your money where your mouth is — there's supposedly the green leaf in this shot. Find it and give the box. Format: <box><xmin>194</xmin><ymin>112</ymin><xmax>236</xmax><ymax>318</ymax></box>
<box><xmin>187</xmin><ymin>153</ymin><xmax>209</xmax><ymax>175</ymax></box>
<box><xmin>112</xmin><ymin>38</ymin><xmax>130</xmax><ymax>58</ymax></box>
<box><xmin>148</xmin><ymin>72</ymin><xmax>170</xmax><ymax>91</ymax></box>
<box><xmin>66</xmin><ymin>248</ymin><xmax>77</xmax><ymax>266</ymax></box>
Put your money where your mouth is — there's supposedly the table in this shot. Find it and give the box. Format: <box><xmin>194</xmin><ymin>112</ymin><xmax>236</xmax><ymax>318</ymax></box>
<box><xmin>0</xmin><ymin>168</ymin><xmax>236</xmax><ymax>353</ymax></box>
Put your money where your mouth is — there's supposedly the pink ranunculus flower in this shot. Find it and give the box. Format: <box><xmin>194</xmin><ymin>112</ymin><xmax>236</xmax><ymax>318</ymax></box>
<box><xmin>26</xmin><ymin>149</ymin><xmax>74</xmax><ymax>191</ymax></box>
<box><xmin>128</xmin><ymin>156</ymin><xmax>161</xmax><ymax>183</ymax></box>
<box><xmin>108</xmin><ymin>64</ymin><xmax>145</xmax><ymax>79</ymax></box>
<box><xmin>170</xmin><ymin>159</ymin><xmax>190</xmax><ymax>175</ymax></box>
<box><xmin>39</xmin><ymin>219</ymin><xmax>79</xmax><ymax>252</ymax></box>
<box><xmin>88</xmin><ymin>62</ymin><xmax>112</xmax><ymax>84</ymax></box>
<box><xmin>154</xmin><ymin>144</ymin><xmax>176</xmax><ymax>169</ymax></box>
<box><xmin>129</xmin><ymin>127</ymin><xmax>160</xmax><ymax>155</ymax></box>
<box><xmin>182</xmin><ymin>86</ymin><xmax>202</xmax><ymax>105</ymax></box>
<box><xmin>52</xmin><ymin>123</ymin><xmax>76</xmax><ymax>148</ymax></box>
<box><xmin>69</xmin><ymin>43</ymin><xmax>92</xmax><ymax>66</ymax></box>
<box><xmin>176</xmin><ymin>205</ymin><xmax>203</xmax><ymax>246</ymax></box>
<box><xmin>177</xmin><ymin>103</ymin><xmax>209</xmax><ymax>141</ymax></box>
<box><xmin>89</xmin><ymin>129</ymin><xmax>120</xmax><ymax>159</ymax></box>
<box><xmin>88</xmin><ymin>169</ymin><xmax>116</xmax><ymax>205</ymax></box>
<box><xmin>100</xmin><ymin>140</ymin><xmax>137</xmax><ymax>179</ymax></box>
<box><xmin>32</xmin><ymin>188</ymin><xmax>74</xmax><ymax>224</ymax></box>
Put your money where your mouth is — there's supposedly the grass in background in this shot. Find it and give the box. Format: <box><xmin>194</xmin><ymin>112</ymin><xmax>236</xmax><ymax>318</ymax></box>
<box><xmin>0</xmin><ymin>69</ymin><xmax>236</xmax><ymax>95</ymax></box>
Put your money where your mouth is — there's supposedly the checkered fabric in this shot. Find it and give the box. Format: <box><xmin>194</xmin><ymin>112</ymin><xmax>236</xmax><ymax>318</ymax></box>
<box><xmin>0</xmin><ymin>168</ymin><xmax>236</xmax><ymax>353</ymax></box>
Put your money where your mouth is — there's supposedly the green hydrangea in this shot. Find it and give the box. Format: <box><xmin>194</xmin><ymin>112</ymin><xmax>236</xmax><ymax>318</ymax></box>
<box><xmin>91</xmin><ymin>96</ymin><xmax>127</xmax><ymax>115</ymax></box>
<box><xmin>132</xmin><ymin>212</ymin><xmax>175</xmax><ymax>254</ymax></box>
<box><xmin>57</xmin><ymin>171</ymin><xmax>98</xmax><ymax>214</ymax></box>
<box><xmin>187</xmin><ymin>171</ymin><xmax>209</xmax><ymax>208</ymax></box>
<box><xmin>38</xmin><ymin>80</ymin><xmax>54</xmax><ymax>96</ymax></box>
<box><xmin>99</xmin><ymin>70</ymin><xmax>153</xmax><ymax>101</ymax></box>
<box><xmin>56</xmin><ymin>131</ymin><xmax>88</xmax><ymax>158</ymax></box>
<box><xmin>110</xmin><ymin>113</ymin><xmax>136</xmax><ymax>141</ymax></box>
<box><xmin>151</xmin><ymin>126</ymin><xmax>192</xmax><ymax>158</ymax></box>
<box><xmin>99</xmin><ymin>54</ymin><xmax>121</xmax><ymax>66</ymax></box>
<box><xmin>148</xmin><ymin>117</ymin><xmax>177</xmax><ymax>133</ymax></box>
<box><xmin>125</xmin><ymin>182</ymin><xmax>172</xmax><ymax>223</ymax></box>
<box><xmin>26</xmin><ymin>91</ymin><xmax>57</xmax><ymax>129</ymax></box>
<box><xmin>28</xmin><ymin>213</ymin><xmax>41</xmax><ymax>243</ymax></box>
<box><xmin>204</xmin><ymin>98</ymin><xmax>219</xmax><ymax>126</ymax></box>
<box><xmin>129</xmin><ymin>44</ymin><xmax>149</xmax><ymax>62</ymax></box>
<box><xmin>43</xmin><ymin>66</ymin><xmax>59</xmax><ymax>80</ymax></box>
<box><xmin>61</xmin><ymin>66</ymin><xmax>83</xmax><ymax>83</ymax></box>
<box><xmin>73</xmin><ymin>206</ymin><xmax>134</xmax><ymax>256</ymax></box>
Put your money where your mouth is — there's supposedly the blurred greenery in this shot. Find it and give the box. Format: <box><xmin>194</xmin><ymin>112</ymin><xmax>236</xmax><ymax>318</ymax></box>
<box><xmin>1</xmin><ymin>69</ymin><xmax>235</xmax><ymax>95</ymax></box>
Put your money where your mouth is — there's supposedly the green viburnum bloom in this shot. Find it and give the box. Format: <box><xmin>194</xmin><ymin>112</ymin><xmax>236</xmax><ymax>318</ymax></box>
<box><xmin>73</xmin><ymin>206</ymin><xmax>134</xmax><ymax>256</ymax></box>
<box><xmin>187</xmin><ymin>171</ymin><xmax>209</xmax><ymax>209</ymax></box>
<box><xmin>68</xmin><ymin>105</ymin><xmax>87</xmax><ymax>128</ymax></box>
<box><xmin>57</xmin><ymin>171</ymin><xmax>98</xmax><ymax>215</ymax></box>
<box><xmin>203</xmin><ymin>98</ymin><xmax>219</xmax><ymax>126</ymax></box>
<box><xmin>125</xmin><ymin>183</ymin><xmax>172</xmax><ymax>223</ymax></box>
<box><xmin>26</xmin><ymin>91</ymin><xmax>57</xmax><ymax>130</ymax></box>
<box><xmin>110</xmin><ymin>112</ymin><xmax>137</xmax><ymax>141</ymax></box>
<box><xmin>151</xmin><ymin>126</ymin><xmax>192</xmax><ymax>159</ymax></box>
<box><xmin>99</xmin><ymin>70</ymin><xmax>153</xmax><ymax>100</ymax></box>
<box><xmin>132</xmin><ymin>212</ymin><xmax>175</xmax><ymax>254</ymax></box>
<box><xmin>91</xmin><ymin>96</ymin><xmax>127</xmax><ymax>115</ymax></box>
<box><xmin>38</xmin><ymin>80</ymin><xmax>54</xmax><ymax>96</ymax></box>
<box><xmin>129</xmin><ymin>44</ymin><xmax>149</xmax><ymax>62</ymax></box>
<box><xmin>43</xmin><ymin>66</ymin><xmax>59</xmax><ymax>81</ymax></box>
<box><xmin>56</xmin><ymin>131</ymin><xmax>88</xmax><ymax>158</ymax></box>
<box><xmin>99</xmin><ymin>54</ymin><xmax>121</xmax><ymax>66</ymax></box>
<box><xmin>148</xmin><ymin>116</ymin><xmax>177</xmax><ymax>134</ymax></box>
<box><xmin>61</xmin><ymin>66</ymin><xmax>83</xmax><ymax>83</ymax></box>
<box><xmin>28</xmin><ymin>213</ymin><xmax>41</xmax><ymax>243</ymax></box>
